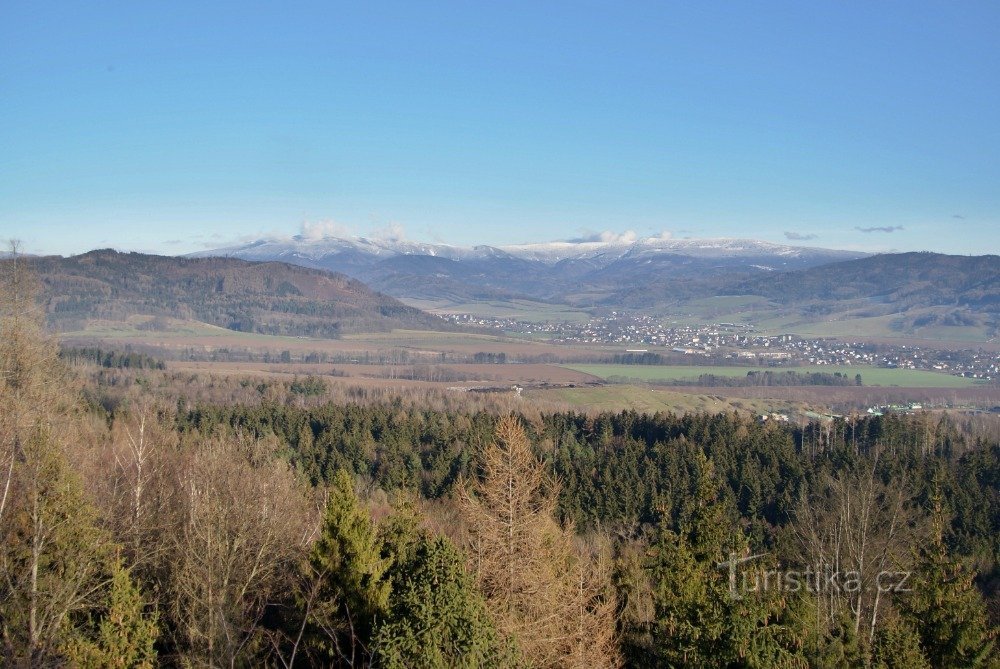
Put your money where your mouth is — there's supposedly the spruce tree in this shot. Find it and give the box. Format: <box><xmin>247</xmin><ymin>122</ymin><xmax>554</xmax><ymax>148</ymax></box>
<box><xmin>647</xmin><ymin>451</ymin><xmax>800</xmax><ymax>667</ymax></box>
<box><xmin>61</xmin><ymin>562</ymin><xmax>159</xmax><ymax>668</ymax></box>
<box><xmin>372</xmin><ymin>533</ymin><xmax>513</xmax><ymax>668</ymax></box>
<box><xmin>900</xmin><ymin>500</ymin><xmax>996</xmax><ymax>668</ymax></box>
<box><xmin>304</xmin><ymin>469</ymin><xmax>390</xmax><ymax>664</ymax></box>
<box><xmin>871</xmin><ymin>612</ymin><xmax>931</xmax><ymax>669</ymax></box>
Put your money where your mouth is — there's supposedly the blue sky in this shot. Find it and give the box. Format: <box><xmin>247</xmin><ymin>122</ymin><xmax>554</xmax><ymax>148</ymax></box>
<box><xmin>1</xmin><ymin>1</ymin><xmax>998</xmax><ymax>256</ymax></box>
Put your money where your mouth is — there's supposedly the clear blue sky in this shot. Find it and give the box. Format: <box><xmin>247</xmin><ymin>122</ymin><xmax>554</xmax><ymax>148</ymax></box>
<box><xmin>2</xmin><ymin>1</ymin><xmax>998</xmax><ymax>256</ymax></box>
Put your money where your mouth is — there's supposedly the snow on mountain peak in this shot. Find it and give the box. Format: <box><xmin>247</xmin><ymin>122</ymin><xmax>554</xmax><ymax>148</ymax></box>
<box><xmin>194</xmin><ymin>233</ymin><xmax>863</xmax><ymax>265</ymax></box>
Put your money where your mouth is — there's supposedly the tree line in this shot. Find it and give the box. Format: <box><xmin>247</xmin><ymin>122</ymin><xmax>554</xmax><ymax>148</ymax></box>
<box><xmin>60</xmin><ymin>346</ymin><xmax>166</xmax><ymax>370</ymax></box>
<box><xmin>607</xmin><ymin>370</ymin><xmax>863</xmax><ymax>388</ymax></box>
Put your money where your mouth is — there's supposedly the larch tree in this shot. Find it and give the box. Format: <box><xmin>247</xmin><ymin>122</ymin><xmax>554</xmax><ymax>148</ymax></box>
<box><xmin>459</xmin><ymin>414</ymin><xmax>620</xmax><ymax>668</ymax></box>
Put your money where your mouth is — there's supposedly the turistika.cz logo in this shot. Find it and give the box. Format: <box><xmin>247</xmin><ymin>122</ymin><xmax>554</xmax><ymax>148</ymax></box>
<box><xmin>716</xmin><ymin>552</ymin><xmax>912</xmax><ymax>600</ymax></box>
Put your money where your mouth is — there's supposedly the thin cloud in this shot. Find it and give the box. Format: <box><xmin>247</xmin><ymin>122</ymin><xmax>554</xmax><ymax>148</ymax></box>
<box><xmin>784</xmin><ymin>231</ymin><xmax>818</xmax><ymax>241</ymax></box>
<box><xmin>372</xmin><ymin>221</ymin><xmax>406</xmax><ymax>242</ymax></box>
<box><xmin>855</xmin><ymin>225</ymin><xmax>904</xmax><ymax>233</ymax></box>
<box><xmin>566</xmin><ymin>230</ymin><xmax>639</xmax><ymax>244</ymax></box>
<box><xmin>163</xmin><ymin>239</ymin><xmax>184</xmax><ymax>245</ymax></box>
<box><xmin>952</xmin><ymin>214</ymin><xmax>965</xmax><ymax>220</ymax></box>
<box><xmin>299</xmin><ymin>219</ymin><xmax>353</xmax><ymax>240</ymax></box>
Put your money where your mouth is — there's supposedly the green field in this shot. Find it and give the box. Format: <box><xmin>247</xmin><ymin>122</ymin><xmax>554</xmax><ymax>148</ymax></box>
<box><xmin>562</xmin><ymin>364</ymin><xmax>981</xmax><ymax>388</ymax></box>
<box><xmin>655</xmin><ymin>298</ymin><xmax>993</xmax><ymax>343</ymax></box>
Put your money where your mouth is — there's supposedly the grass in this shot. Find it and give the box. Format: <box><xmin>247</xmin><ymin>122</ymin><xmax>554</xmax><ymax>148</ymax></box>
<box><xmin>562</xmin><ymin>364</ymin><xmax>981</xmax><ymax>388</ymax></box>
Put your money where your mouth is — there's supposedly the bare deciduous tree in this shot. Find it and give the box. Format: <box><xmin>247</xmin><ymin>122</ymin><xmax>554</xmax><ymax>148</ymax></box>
<box><xmin>0</xmin><ymin>242</ymin><xmax>128</xmax><ymax>664</ymax></box>
<box><xmin>790</xmin><ymin>452</ymin><xmax>919</xmax><ymax>652</ymax></box>
<box><xmin>163</xmin><ymin>432</ymin><xmax>314</xmax><ymax>667</ymax></box>
<box><xmin>0</xmin><ymin>241</ymin><xmax>69</xmax><ymax>527</ymax></box>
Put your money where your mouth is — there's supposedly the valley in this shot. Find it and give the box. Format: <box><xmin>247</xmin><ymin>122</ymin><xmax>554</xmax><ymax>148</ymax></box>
<box><xmin>26</xmin><ymin>243</ymin><xmax>994</xmax><ymax>424</ymax></box>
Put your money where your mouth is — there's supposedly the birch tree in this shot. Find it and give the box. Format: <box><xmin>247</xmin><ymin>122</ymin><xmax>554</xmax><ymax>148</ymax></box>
<box><xmin>164</xmin><ymin>433</ymin><xmax>313</xmax><ymax>666</ymax></box>
<box><xmin>790</xmin><ymin>454</ymin><xmax>919</xmax><ymax>660</ymax></box>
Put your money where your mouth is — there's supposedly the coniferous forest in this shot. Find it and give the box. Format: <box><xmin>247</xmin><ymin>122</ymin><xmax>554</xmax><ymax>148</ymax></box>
<box><xmin>2</xmin><ymin>266</ymin><xmax>998</xmax><ymax>667</ymax></box>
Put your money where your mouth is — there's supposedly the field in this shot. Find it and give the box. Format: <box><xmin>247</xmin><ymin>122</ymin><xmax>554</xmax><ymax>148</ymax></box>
<box><xmin>61</xmin><ymin>316</ymin><xmax>257</xmax><ymax>339</ymax></box>
<box><xmin>62</xmin><ymin>321</ymin><xmax>584</xmax><ymax>356</ymax></box>
<box><xmin>59</xmin><ymin>316</ymin><xmax>998</xmax><ymax>416</ymax></box>
<box><xmin>399</xmin><ymin>297</ymin><xmax>593</xmax><ymax>323</ymax></box>
<box><xmin>61</xmin><ymin>318</ymin><xmax>640</xmax><ymax>367</ymax></box>
<box><xmin>526</xmin><ymin>384</ymin><xmax>810</xmax><ymax>416</ymax></box>
<box><xmin>751</xmin><ymin>314</ymin><xmax>992</xmax><ymax>341</ymax></box>
<box><xmin>170</xmin><ymin>361</ymin><xmax>597</xmax><ymax>386</ymax></box>
<box><xmin>562</xmin><ymin>364</ymin><xmax>982</xmax><ymax>388</ymax></box>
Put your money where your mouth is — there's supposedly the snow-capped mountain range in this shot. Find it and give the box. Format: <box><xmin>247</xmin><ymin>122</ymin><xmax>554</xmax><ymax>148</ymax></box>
<box><xmin>193</xmin><ymin>234</ymin><xmax>867</xmax><ymax>306</ymax></box>
<box><xmin>201</xmin><ymin>234</ymin><xmax>860</xmax><ymax>265</ymax></box>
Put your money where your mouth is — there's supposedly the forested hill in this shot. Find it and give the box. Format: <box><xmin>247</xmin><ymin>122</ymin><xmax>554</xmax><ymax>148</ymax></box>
<box><xmin>729</xmin><ymin>252</ymin><xmax>999</xmax><ymax>310</ymax></box>
<box><xmin>21</xmin><ymin>249</ymin><xmax>453</xmax><ymax>337</ymax></box>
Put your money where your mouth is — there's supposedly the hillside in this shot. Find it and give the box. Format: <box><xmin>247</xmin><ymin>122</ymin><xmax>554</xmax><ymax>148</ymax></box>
<box><xmin>728</xmin><ymin>252</ymin><xmax>999</xmax><ymax>308</ymax></box>
<box><xmin>19</xmin><ymin>250</ymin><xmax>452</xmax><ymax>338</ymax></box>
<box><xmin>600</xmin><ymin>252</ymin><xmax>999</xmax><ymax>340</ymax></box>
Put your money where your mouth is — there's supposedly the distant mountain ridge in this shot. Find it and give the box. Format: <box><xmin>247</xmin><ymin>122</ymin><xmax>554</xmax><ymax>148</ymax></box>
<box><xmin>18</xmin><ymin>250</ymin><xmax>452</xmax><ymax>337</ymax></box>
<box><xmin>193</xmin><ymin>236</ymin><xmax>999</xmax><ymax>338</ymax></box>
<box><xmin>195</xmin><ymin>234</ymin><xmax>866</xmax><ymax>304</ymax></box>
<box><xmin>203</xmin><ymin>234</ymin><xmax>862</xmax><ymax>265</ymax></box>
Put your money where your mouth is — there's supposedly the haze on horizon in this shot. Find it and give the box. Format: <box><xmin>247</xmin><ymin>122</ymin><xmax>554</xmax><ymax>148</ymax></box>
<box><xmin>2</xmin><ymin>1</ymin><xmax>998</xmax><ymax>257</ymax></box>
